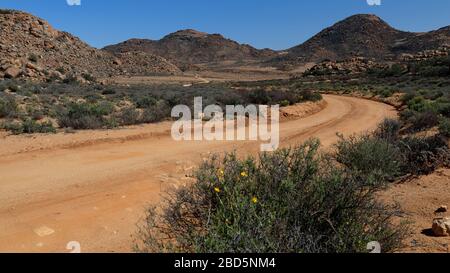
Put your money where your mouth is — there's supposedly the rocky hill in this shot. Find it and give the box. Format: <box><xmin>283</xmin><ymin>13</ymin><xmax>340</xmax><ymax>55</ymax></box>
<box><xmin>272</xmin><ymin>14</ymin><xmax>450</xmax><ymax>67</ymax></box>
<box><xmin>0</xmin><ymin>10</ymin><xmax>180</xmax><ymax>82</ymax></box>
<box><xmin>103</xmin><ymin>29</ymin><xmax>277</xmax><ymax>68</ymax></box>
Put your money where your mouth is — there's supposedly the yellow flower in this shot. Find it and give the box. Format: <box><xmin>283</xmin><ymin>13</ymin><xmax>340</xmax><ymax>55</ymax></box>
<box><xmin>214</xmin><ymin>187</ymin><xmax>221</xmax><ymax>193</ymax></box>
<box><xmin>217</xmin><ymin>169</ymin><xmax>224</xmax><ymax>177</ymax></box>
<box><xmin>251</xmin><ymin>197</ymin><xmax>258</xmax><ymax>204</ymax></box>
<box><xmin>240</xmin><ymin>171</ymin><xmax>248</xmax><ymax>178</ymax></box>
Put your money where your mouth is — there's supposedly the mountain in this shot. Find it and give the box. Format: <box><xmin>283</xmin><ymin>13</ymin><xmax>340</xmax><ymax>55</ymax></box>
<box><xmin>272</xmin><ymin>14</ymin><xmax>450</xmax><ymax>66</ymax></box>
<box><xmin>0</xmin><ymin>10</ymin><xmax>180</xmax><ymax>82</ymax></box>
<box><xmin>103</xmin><ymin>29</ymin><xmax>277</xmax><ymax>67</ymax></box>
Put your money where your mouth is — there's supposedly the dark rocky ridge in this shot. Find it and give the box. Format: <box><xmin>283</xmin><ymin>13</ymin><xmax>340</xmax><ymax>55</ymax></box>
<box><xmin>272</xmin><ymin>14</ymin><xmax>450</xmax><ymax>67</ymax></box>
<box><xmin>103</xmin><ymin>29</ymin><xmax>277</xmax><ymax>67</ymax></box>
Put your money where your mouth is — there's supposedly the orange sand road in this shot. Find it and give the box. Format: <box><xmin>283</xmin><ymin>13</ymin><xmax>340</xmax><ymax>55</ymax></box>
<box><xmin>0</xmin><ymin>95</ymin><xmax>396</xmax><ymax>252</ymax></box>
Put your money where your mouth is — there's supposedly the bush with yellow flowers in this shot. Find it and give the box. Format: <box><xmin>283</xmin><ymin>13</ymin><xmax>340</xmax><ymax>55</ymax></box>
<box><xmin>136</xmin><ymin>138</ymin><xmax>407</xmax><ymax>253</ymax></box>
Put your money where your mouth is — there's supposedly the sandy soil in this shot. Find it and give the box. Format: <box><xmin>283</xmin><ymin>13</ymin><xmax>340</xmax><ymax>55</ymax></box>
<box><xmin>109</xmin><ymin>69</ymin><xmax>290</xmax><ymax>85</ymax></box>
<box><xmin>0</xmin><ymin>95</ymin><xmax>396</xmax><ymax>253</ymax></box>
<box><xmin>380</xmin><ymin>169</ymin><xmax>450</xmax><ymax>253</ymax></box>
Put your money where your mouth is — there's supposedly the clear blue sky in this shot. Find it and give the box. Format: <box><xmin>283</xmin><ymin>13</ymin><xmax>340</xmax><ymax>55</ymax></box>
<box><xmin>1</xmin><ymin>0</ymin><xmax>449</xmax><ymax>50</ymax></box>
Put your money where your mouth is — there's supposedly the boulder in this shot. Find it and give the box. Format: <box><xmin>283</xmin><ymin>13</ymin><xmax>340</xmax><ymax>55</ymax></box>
<box><xmin>432</xmin><ymin>217</ymin><xmax>450</xmax><ymax>237</ymax></box>
<box><xmin>49</xmin><ymin>70</ymin><xmax>64</xmax><ymax>80</ymax></box>
<box><xmin>4</xmin><ymin>66</ymin><xmax>21</xmax><ymax>78</ymax></box>
<box><xmin>26</xmin><ymin>62</ymin><xmax>39</xmax><ymax>71</ymax></box>
<box><xmin>435</xmin><ymin>206</ymin><xmax>448</xmax><ymax>214</ymax></box>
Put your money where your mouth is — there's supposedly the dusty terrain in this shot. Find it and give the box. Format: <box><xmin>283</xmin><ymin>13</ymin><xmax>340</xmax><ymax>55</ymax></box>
<box><xmin>108</xmin><ymin>68</ymin><xmax>290</xmax><ymax>86</ymax></box>
<box><xmin>381</xmin><ymin>169</ymin><xmax>450</xmax><ymax>253</ymax></box>
<box><xmin>0</xmin><ymin>95</ymin><xmax>396</xmax><ymax>253</ymax></box>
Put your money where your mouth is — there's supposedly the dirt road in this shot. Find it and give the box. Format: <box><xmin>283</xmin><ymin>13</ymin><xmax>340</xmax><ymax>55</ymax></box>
<box><xmin>0</xmin><ymin>95</ymin><xmax>396</xmax><ymax>253</ymax></box>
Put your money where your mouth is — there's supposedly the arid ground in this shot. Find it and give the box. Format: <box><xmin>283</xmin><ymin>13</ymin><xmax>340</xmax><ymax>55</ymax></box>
<box><xmin>0</xmin><ymin>94</ymin><xmax>397</xmax><ymax>253</ymax></box>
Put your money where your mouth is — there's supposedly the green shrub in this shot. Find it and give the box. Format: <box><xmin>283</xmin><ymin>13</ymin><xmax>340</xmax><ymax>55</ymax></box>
<box><xmin>439</xmin><ymin>118</ymin><xmax>450</xmax><ymax>137</ymax></box>
<box><xmin>140</xmin><ymin>101</ymin><xmax>170</xmax><ymax>123</ymax></box>
<box><xmin>380</xmin><ymin>89</ymin><xmax>394</xmax><ymax>98</ymax></box>
<box><xmin>280</xmin><ymin>100</ymin><xmax>290</xmax><ymax>107</ymax></box>
<box><xmin>57</xmin><ymin>102</ymin><xmax>113</xmax><ymax>129</ymax></box>
<box><xmin>118</xmin><ymin>107</ymin><xmax>140</xmax><ymax>126</ymax></box>
<box><xmin>0</xmin><ymin>96</ymin><xmax>18</xmax><ymax>118</ymax></box>
<box><xmin>21</xmin><ymin>119</ymin><xmax>56</xmax><ymax>134</ymax></box>
<box><xmin>28</xmin><ymin>53</ymin><xmax>39</xmax><ymax>63</ymax></box>
<box><xmin>407</xmin><ymin>111</ymin><xmax>439</xmax><ymax>132</ymax></box>
<box><xmin>335</xmin><ymin>134</ymin><xmax>402</xmax><ymax>183</ymax></box>
<box><xmin>2</xmin><ymin>119</ymin><xmax>56</xmax><ymax>135</ymax></box>
<box><xmin>407</xmin><ymin>96</ymin><xmax>429</xmax><ymax>112</ymax></box>
<box><xmin>136</xmin><ymin>139</ymin><xmax>406</xmax><ymax>253</ymax></box>
<box><xmin>1</xmin><ymin>121</ymin><xmax>23</xmax><ymax>134</ymax></box>
<box><xmin>376</xmin><ymin>64</ymin><xmax>407</xmax><ymax>77</ymax></box>
<box><xmin>135</xmin><ymin>96</ymin><xmax>158</xmax><ymax>109</ymax></box>
<box><xmin>300</xmin><ymin>90</ymin><xmax>323</xmax><ymax>102</ymax></box>
<box><xmin>398</xmin><ymin>136</ymin><xmax>450</xmax><ymax>175</ymax></box>
<box><xmin>247</xmin><ymin>89</ymin><xmax>271</xmax><ymax>105</ymax></box>
<box><xmin>81</xmin><ymin>73</ymin><xmax>96</xmax><ymax>82</ymax></box>
<box><xmin>401</xmin><ymin>93</ymin><xmax>416</xmax><ymax>105</ymax></box>
<box><xmin>374</xmin><ymin>118</ymin><xmax>401</xmax><ymax>142</ymax></box>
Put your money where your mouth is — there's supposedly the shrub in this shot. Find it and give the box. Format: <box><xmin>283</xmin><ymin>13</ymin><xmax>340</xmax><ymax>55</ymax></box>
<box><xmin>2</xmin><ymin>119</ymin><xmax>56</xmax><ymax>134</ymax></box>
<box><xmin>136</xmin><ymin>139</ymin><xmax>406</xmax><ymax>253</ymax></box>
<box><xmin>418</xmin><ymin>66</ymin><xmax>450</xmax><ymax>77</ymax></box>
<box><xmin>1</xmin><ymin>121</ymin><xmax>23</xmax><ymax>134</ymax></box>
<box><xmin>407</xmin><ymin>111</ymin><xmax>439</xmax><ymax>132</ymax></box>
<box><xmin>434</xmin><ymin>102</ymin><xmax>450</xmax><ymax>117</ymax></box>
<box><xmin>118</xmin><ymin>107</ymin><xmax>140</xmax><ymax>126</ymax></box>
<box><xmin>101</xmin><ymin>89</ymin><xmax>116</xmax><ymax>95</ymax></box>
<box><xmin>140</xmin><ymin>101</ymin><xmax>170</xmax><ymax>123</ymax></box>
<box><xmin>247</xmin><ymin>89</ymin><xmax>270</xmax><ymax>105</ymax></box>
<box><xmin>439</xmin><ymin>118</ymin><xmax>450</xmax><ymax>137</ymax></box>
<box><xmin>335</xmin><ymin>134</ymin><xmax>402</xmax><ymax>183</ymax></box>
<box><xmin>81</xmin><ymin>73</ymin><xmax>96</xmax><ymax>82</ymax></box>
<box><xmin>21</xmin><ymin>119</ymin><xmax>56</xmax><ymax>134</ymax></box>
<box><xmin>28</xmin><ymin>53</ymin><xmax>39</xmax><ymax>63</ymax></box>
<box><xmin>26</xmin><ymin>106</ymin><xmax>45</xmax><ymax>121</ymax></box>
<box><xmin>299</xmin><ymin>90</ymin><xmax>323</xmax><ymax>102</ymax></box>
<box><xmin>135</xmin><ymin>96</ymin><xmax>158</xmax><ymax>109</ymax></box>
<box><xmin>280</xmin><ymin>100</ymin><xmax>290</xmax><ymax>107</ymax></box>
<box><xmin>407</xmin><ymin>96</ymin><xmax>429</xmax><ymax>112</ymax></box>
<box><xmin>57</xmin><ymin>102</ymin><xmax>113</xmax><ymax>129</ymax></box>
<box><xmin>398</xmin><ymin>136</ymin><xmax>450</xmax><ymax>175</ymax></box>
<box><xmin>0</xmin><ymin>96</ymin><xmax>19</xmax><ymax>118</ymax></box>
<box><xmin>374</xmin><ymin>118</ymin><xmax>401</xmax><ymax>142</ymax></box>
<box><xmin>401</xmin><ymin>93</ymin><xmax>416</xmax><ymax>105</ymax></box>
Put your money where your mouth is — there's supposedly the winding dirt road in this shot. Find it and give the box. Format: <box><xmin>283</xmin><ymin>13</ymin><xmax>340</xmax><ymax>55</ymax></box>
<box><xmin>0</xmin><ymin>95</ymin><xmax>396</xmax><ymax>253</ymax></box>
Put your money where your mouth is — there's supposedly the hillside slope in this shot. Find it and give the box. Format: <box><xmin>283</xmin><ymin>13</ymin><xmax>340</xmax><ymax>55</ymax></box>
<box><xmin>271</xmin><ymin>14</ymin><xmax>450</xmax><ymax>66</ymax></box>
<box><xmin>103</xmin><ymin>29</ymin><xmax>277</xmax><ymax>67</ymax></box>
<box><xmin>0</xmin><ymin>10</ymin><xmax>180</xmax><ymax>82</ymax></box>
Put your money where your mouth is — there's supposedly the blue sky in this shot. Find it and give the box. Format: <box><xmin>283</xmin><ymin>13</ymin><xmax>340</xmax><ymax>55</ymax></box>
<box><xmin>1</xmin><ymin>0</ymin><xmax>449</xmax><ymax>50</ymax></box>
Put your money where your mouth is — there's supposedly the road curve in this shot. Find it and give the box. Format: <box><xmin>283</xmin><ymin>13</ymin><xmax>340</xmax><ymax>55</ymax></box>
<box><xmin>0</xmin><ymin>95</ymin><xmax>396</xmax><ymax>253</ymax></box>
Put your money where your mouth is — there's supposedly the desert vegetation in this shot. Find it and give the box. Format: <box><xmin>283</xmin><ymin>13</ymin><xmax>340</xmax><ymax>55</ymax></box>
<box><xmin>135</xmin><ymin>116</ymin><xmax>449</xmax><ymax>253</ymax></box>
<box><xmin>0</xmin><ymin>80</ymin><xmax>322</xmax><ymax>134</ymax></box>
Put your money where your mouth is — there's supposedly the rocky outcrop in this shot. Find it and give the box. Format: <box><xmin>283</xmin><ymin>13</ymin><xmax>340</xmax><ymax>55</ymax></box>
<box><xmin>0</xmin><ymin>9</ymin><xmax>180</xmax><ymax>82</ymax></box>
<box><xmin>304</xmin><ymin>57</ymin><xmax>385</xmax><ymax>76</ymax></box>
<box><xmin>401</xmin><ymin>46</ymin><xmax>449</xmax><ymax>62</ymax></box>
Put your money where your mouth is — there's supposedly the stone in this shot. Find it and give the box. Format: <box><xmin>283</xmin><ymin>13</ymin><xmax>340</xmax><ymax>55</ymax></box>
<box><xmin>4</xmin><ymin>66</ymin><xmax>21</xmax><ymax>78</ymax></box>
<box><xmin>26</xmin><ymin>62</ymin><xmax>38</xmax><ymax>70</ymax></box>
<box><xmin>50</xmin><ymin>70</ymin><xmax>64</xmax><ymax>80</ymax></box>
<box><xmin>432</xmin><ymin>217</ymin><xmax>450</xmax><ymax>237</ymax></box>
<box><xmin>435</xmin><ymin>205</ymin><xmax>448</xmax><ymax>214</ymax></box>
